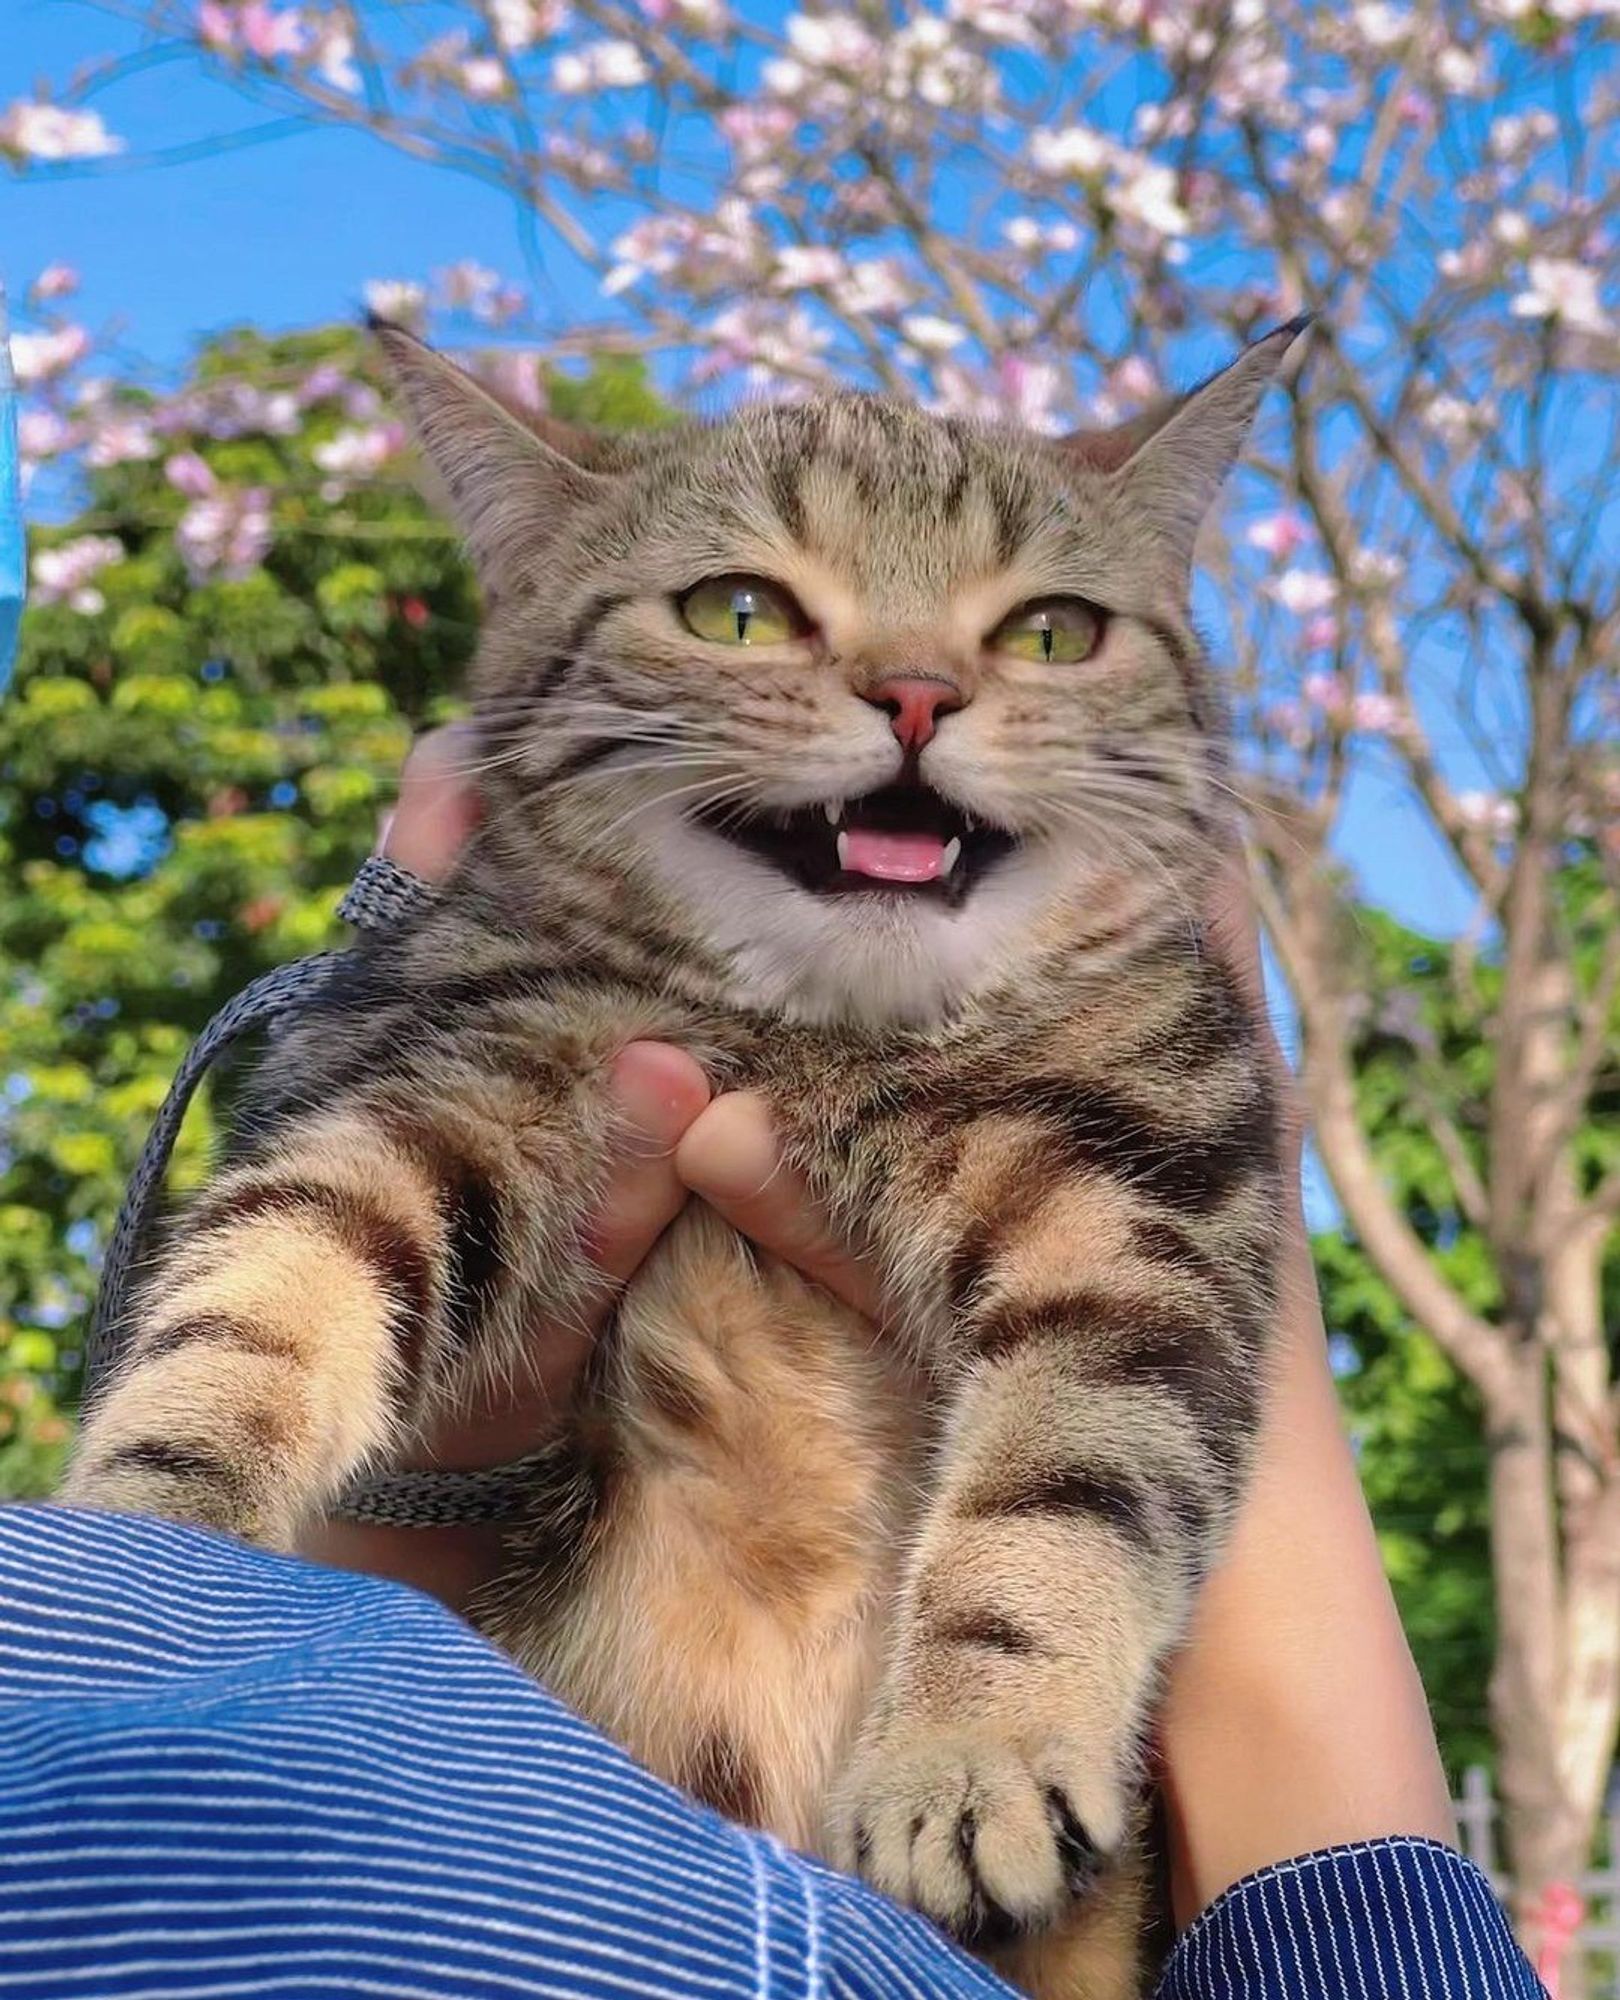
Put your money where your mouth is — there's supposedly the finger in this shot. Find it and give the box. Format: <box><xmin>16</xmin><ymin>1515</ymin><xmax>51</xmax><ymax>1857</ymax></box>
<box><xmin>675</xmin><ymin>1091</ymin><xmax>883</xmax><ymax>1320</ymax></box>
<box><xmin>583</xmin><ymin>1042</ymin><xmax>712</xmax><ymax>1285</ymax></box>
<box><xmin>412</xmin><ymin>1043</ymin><xmax>710</xmax><ymax>1470</ymax></box>
<box><xmin>379</xmin><ymin>723</ymin><xmax>484</xmax><ymax>882</ymax></box>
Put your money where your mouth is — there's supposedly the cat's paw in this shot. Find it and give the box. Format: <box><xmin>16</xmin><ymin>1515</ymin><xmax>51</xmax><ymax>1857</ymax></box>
<box><xmin>60</xmin><ymin>1444</ymin><xmax>288</xmax><ymax>1547</ymax></box>
<box><xmin>832</xmin><ymin>1724</ymin><xmax>1124</xmax><ymax>1947</ymax></box>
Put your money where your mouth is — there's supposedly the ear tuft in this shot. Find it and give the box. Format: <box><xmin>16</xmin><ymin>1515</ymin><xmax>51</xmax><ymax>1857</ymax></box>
<box><xmin>367</xmin><ymin>318</ymin><xmax>606</xmax><ymax>591</ymax></box>
<box><xmin>1063</xmin><ymin>317</ymin><xmax>1313</xmax><ymax>577</ymax></box>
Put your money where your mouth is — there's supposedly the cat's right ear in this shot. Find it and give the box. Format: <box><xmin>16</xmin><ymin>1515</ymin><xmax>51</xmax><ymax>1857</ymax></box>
<box><xmin>369</xmin><ymin>317</ymin><xmax>607</xmax><ymax>592</ymax></box>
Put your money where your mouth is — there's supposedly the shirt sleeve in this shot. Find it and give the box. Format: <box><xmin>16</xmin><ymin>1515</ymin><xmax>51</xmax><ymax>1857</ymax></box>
<box><xmin>0</xmin><ymin>1503</ymin><xmax>1539</xmax><ymax>2000</ymax></box>
<box><xmin>1154</xmin><ymin>1835</ymin><xmax>1547</xmax><ymax>2000</ymax></box>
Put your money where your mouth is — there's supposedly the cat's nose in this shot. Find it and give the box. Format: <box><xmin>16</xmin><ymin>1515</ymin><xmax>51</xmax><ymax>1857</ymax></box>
<box><xmin>863</xmin><ymin>676</ymin><xmax>965</xmax><ymax>752</ymax></box>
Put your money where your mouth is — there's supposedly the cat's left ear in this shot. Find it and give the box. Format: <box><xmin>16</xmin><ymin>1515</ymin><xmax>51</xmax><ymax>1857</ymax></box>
<box><xmin>1062</xmin><ymin>317</ymin><xmax>1312</xmax><ymax>573</ymax></box>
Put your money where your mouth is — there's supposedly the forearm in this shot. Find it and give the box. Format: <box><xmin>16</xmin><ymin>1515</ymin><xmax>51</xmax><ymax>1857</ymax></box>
<box><xmin>1158</xmin><ymin>1203</ymin><xmax>1454</xmax><ymax>1925</ymax></box>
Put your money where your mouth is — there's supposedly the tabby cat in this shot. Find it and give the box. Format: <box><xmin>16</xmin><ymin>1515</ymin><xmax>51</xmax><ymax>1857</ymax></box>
<box><xmin>63</xmin><ymin>316</ymin><xmax>1301</xmax><ymax>1998</ymax></box>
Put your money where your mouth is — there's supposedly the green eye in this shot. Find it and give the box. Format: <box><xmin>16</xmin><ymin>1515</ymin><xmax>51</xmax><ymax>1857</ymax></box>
<box><xmin>680</xmin><ymin>574</ymin><xmax>803</xmax><ymax>646</ymax></box>
<box><xmin>990</xmin><ymin>597</ymin><xmax>1104</xmax><ymax>664</ymax></box>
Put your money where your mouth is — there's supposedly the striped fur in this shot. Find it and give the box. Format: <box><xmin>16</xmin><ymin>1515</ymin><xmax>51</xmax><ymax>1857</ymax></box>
<box><xmin>64</xmin><ymin>324</ymin><xmax>1299</xmax><ymax>1998</ymax></box>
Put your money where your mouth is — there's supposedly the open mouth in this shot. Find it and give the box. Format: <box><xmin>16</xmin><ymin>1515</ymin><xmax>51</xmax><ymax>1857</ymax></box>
<box><xmin>694</xmin><ymin>780</ymin><xmax>1018</xmax><ymax>903</ymax></box>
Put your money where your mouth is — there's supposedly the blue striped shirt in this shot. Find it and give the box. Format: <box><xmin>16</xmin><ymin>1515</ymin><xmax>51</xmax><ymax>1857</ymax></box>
<box><xmin>0</xmin><ymin>1505</ymin><xmax>1542</xmax><ymax>1998</ymax></box>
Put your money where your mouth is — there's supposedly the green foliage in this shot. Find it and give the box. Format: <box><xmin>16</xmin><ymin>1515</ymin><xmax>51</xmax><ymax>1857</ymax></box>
<box><xmin>0</xmin><ymin>325</ymin><xmax>670</xmax><ymax>1495</ymax></box>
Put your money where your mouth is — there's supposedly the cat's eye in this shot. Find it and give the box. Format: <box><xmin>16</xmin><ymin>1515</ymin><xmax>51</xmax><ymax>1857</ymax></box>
<box><xmin>989</xmin><ymin>597</ymin><xmax>1105</xmax><ymax>664</ymax></box>
<box><xmin>679</xmin><ymin>574</ymin><xmax>805</xmax><ymax>647</ymax></box>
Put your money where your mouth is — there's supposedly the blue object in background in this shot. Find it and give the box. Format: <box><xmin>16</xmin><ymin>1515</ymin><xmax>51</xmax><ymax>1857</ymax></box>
<box><xmin>0</xmin><ymin>282</ymin><xmax>22</xmax><ymax>696</ymax></box>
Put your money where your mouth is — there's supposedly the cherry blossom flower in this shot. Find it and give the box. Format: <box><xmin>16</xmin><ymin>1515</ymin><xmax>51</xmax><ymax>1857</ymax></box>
<box><xmin>31</xmin><ymin>535</ymin><xmax>125</xmax><ymax>614</ymax></box>
<box><xmin>552</xmin><ymin>39</ymin><xmax>647</xmax><ymax>92</ymax></box>
<box><xmin>0</xmin><ymin>102</ymin><xmax>122</xmax><ymax>161</ymax></box>
<box><xmin>312</xmin><ymin>422</ymin><xmax>406</xmax><ymax>477</ymax></box>
<box><xmin>1454</xmin><ymin>790</ymin><xmax>1518</xmax><ymax>837</ymax></box>
<box><xmin>1030</xmin><ymin>125</ymin><xmax>1111</xmax><ymax>177</ymax></box>
<box><xmin>8</xmin><ymin>326</ymin><xmax>91</xmax><ymax>385</ymax></box>
<box><xmin>1510</xmin><ymin>258</ymin><xmax>1612</xmax><ymax>336</ymax></box>
<box><xmin>901</xmin><ymin>314</ymin><xmax>969</xmax><ymax>353</ymax></box>
<box><xmin>30</xmin><ymin>264</ymin><xmax>79</xmax><ymax>301</ymax></box>
<box><xmin>1247</xmin><ymin>512</ymin><xmax>1309</xmax><ymax>559</ymax></box>
<box><xmin>177</xmin><ymin>488</ymin><xmax>274</xmax><ymax>583</ymax></box>
<box><xmin>460</xmin><ymin>57</ymin><xmax>507</xmax><ymax>98</ymax></box>
<box><xmin>773</xmin><ymin>246</ymin><xmax>846</xmax><ymax>290</ymax></box>
<box><xmin>18</xmin><ymin>410</ymin><xmax>78</xmax><ymax>461</ymax></box>
<box><xmin>85</xmin><ymin>415</ymin><xmax>159</xmax><ymax>467</ymax></box>
<box><xmin>313</xmin><ymin>21</ymin><xmax>360</xmax><ymax>91</ymax></box>
<box><xmin>164</xmin><ymin>451</ymin><xmax>218</xmax><ymax>499</ymax></box>
<box><xmin>1271</xmin><ymin>569</ymin><xmax>1339</xmax><ymax>616</ymax></box>
<box><xmin>832</xmin><ymin>260</ymin><xmax>913</xmax><ymax>318</ymax></box>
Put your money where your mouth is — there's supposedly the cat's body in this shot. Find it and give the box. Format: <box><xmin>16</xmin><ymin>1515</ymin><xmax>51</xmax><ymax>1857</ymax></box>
<box><xmin>65</xmin><ymin>332</ymin><xmax>1299</xmax><ymax>1997</ymax></box>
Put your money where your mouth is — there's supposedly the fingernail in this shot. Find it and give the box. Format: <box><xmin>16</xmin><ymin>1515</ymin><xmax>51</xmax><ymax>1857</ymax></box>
<box><xmin>372</xmin><ymin>810</ymin><xmax>395</xmax><ymax>856</ymax></box>
<box><xmin>608</xmin><ymin>1043</ymin><xmax>709</xmax><ymax>1154</ymax></box>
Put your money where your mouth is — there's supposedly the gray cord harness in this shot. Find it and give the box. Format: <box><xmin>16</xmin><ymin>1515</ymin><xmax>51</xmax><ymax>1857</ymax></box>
<box><xmin>86</xmin><ymin>854</ymin><xmax>556</xmax><ymax>1528</ymax></box>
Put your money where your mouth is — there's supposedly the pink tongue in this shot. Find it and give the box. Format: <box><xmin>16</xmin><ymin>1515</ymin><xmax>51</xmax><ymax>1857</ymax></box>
<box><xmin>839</xmin><ymin>826</ymin><xmax>947</xmax><ymax>883</ymax></box>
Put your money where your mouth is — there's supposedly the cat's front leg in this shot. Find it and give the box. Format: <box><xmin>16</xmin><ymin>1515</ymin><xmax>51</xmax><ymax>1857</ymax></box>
<box><xmin>63</xmin><ymin>1050</ymin><xmax>619</xmax><ymax>1548</ymax></box>
<box><xmin>832</xmin><ymin>1206</ymin><xmax>1274</xmax><ymax>1947</ymax></box>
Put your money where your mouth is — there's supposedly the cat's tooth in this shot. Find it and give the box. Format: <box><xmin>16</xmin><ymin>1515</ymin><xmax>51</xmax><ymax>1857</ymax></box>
<box><xmin>963</xmin><ymin>810</ymin><xmax>978</xmax><ymax>833</ymax></box>
<box><xmin>941</xmin><ymin>835</ymin><xmax>962</xmax><ymax>877</ymax></box>
<box><xmin>823</xmin><ymin>799</ymin><xmax>843</xmax><ymax>826</ymax></box>
<box><xmin>836</xmin><ymin>830</ymin><xmax>852</xmax><ymax>871</ymax></box>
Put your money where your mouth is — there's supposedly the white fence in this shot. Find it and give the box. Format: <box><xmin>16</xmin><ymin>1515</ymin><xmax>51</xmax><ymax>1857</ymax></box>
<box><xmin>1453</xmin><ymin>1766</ymin><xmax>1620</xmax><ymax>1992</ymax></box>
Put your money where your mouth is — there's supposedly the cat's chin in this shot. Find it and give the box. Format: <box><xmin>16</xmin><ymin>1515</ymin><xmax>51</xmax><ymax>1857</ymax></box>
<box><xmin>630</xmin><ymin>801</ymin><xmax>1077</xmax><ymax>1032</ymax></box>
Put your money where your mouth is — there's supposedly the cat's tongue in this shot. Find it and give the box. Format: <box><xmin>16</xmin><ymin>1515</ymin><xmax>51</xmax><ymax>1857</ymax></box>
<box><xmin>837</xmin><ymin>826</ymin><xmax>947</xmax><ymax>883</ymax></box>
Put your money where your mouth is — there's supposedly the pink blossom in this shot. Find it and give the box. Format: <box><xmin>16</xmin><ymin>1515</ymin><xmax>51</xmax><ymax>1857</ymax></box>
<box><xmin>773</xmin><ymin>245</ymin><xmax>846</xmax><ymax>290</ymax></box>
<box><xmin>176</xmin><ymin>487</ymin><xmax>273</xmax><ymax>583</ymax></box>
<box><xmin>552</xmin><ymin>39</ymin><xmax>647</xmax><ymax>91</ymax></box>
<box><xmin>832</xmin><ymin>259</ymin><xmax>912</xmax><ymax>318</ymax></box>
<box><xmin>1270</xmin><ymin>569</ymin><xmax>1338</xmax><ymax>616</ymax></box>
<box><xmin>460</xmin><ymin>57</ymin><xmax>507</xmax><ymax>98</ymax></box>
<box><xmin>1351</xmin><ymin>691</ymin><xmax>1406</xmax><ymax>735</ymax></box>
<box><xmin>17</xmin><ymin>410</ymin><xmax>78</xmax><ymax>460</ymax></box>
<box><xmin>31</xmin><ymin>535</ymin><xmax>125</xmax><ymax>613</ymax></box>
<box><xmin>8</xmin><ymin>325</ymin><xmax>91</xmax><ymax>385</ymax></box>
<box><xmin>1510</xmin><ymin>258</ymin><xmax>1612</xmax><ymax>337</ymax></box>
<box><xmin>1030</xmin><ymin>125</ymin><xmax>1111</xmax><ymax>177</ymax></box>
<box><xmin>1247</xmin><ymin>512</ymin><xmax>1309</xmax><ymax>559</ymax></box>
<box><xmin>312</xmin><ymin>423</ymin><xmax>406</xmax><ymax>477</ymax></box>
<box><xmin>1303</xmin><ymin>614</ymin><xmax>1340</xmax><ymax>650</ymax></box>
<box><xmin>313</xmin><ymin>22</ymin><xmax>360</xmax><ymax>91</ymax></box>
<box><xmin>0</xmin><ymin>101</ymin><xmax>122</xmax><ymax>161</ymax></box>
<box><xmin>85</xmin><ymin>415</ymin><xmax>159</xmax><ymax>467</ymax></box>
<box><xmin>165</xmin><ymin>451</ymin><xmax>218</xmax><ymax>499</ymax></box>
<box><xmin>238</xmin><ymin>3</ymin><xmax>308</xmax><ymax>59</ymax></box>
<box><xmin>901</xmin><ymin>313</ymin><xmax>968</xmax><ymax>353</ymax></box>
<box><xmin>1454</xmin><ymin>790</ymin><xmax>1517</xmax><ymax>838</ymax></box>
<box><xmin>30</xmin><ymin>264</ymin><xmax>79</xmax><ymax>301</ymax></box>
<box><xmin>198</xmin><ymin>2</ymin><xmax>236</xmax><ymax>50</ymax></box>
<box><xmin>1301</xmin><ymin>671</ymin><xmax>1346</xmax><ymax>715</ymax></box>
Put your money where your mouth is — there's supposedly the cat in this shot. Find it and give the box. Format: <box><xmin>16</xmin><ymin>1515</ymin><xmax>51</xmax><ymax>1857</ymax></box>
<box><xmin>62</xmin><ymin>316</ymin><xmax>1300</xmax><ymax>1998</ymax></box>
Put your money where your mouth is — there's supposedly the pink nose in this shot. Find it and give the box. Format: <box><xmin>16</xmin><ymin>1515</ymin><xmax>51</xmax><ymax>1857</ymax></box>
<box><xmin>865</xmin><ymin>676</ymin><xmax>964</xmax><ymax>752</ymax></box>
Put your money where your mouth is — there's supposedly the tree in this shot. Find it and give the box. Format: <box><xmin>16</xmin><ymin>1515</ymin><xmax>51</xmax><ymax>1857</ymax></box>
<box><xmin>0</xmin><ymin>314</ymin><xmax>666</xmax><ymax>1496</ymax></box>
<box><xmin>8</xmin><ymin>0</ymin><xmax>1620</xmax><ymax>1954</ymax></box>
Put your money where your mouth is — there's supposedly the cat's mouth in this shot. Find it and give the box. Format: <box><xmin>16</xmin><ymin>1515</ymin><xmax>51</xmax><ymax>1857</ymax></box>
<box><xmin>694</xmin><ymin>781</ymin><xmax>1018</xmax><ymax>902</ymax></box>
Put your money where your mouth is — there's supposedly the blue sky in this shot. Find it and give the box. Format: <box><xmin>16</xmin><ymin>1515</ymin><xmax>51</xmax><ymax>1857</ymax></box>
<box><xmin>5</xmin><ymin>0</ymin><xmax>1486</xmax><ymax>964</ymax></box>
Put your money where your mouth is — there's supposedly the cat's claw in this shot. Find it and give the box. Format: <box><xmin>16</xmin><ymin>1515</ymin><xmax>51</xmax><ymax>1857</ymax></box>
<box><xmin>834</xmin><ymin>1726</ymin><xmax>1123</xmax><ymax>1945</ymax></box>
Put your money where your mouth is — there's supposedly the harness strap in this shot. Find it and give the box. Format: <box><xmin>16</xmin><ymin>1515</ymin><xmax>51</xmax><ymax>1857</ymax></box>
<box><xmin>87</xmin><ymin>853</ymin><xmax>548</xmax><ymax>1527</ymax></box>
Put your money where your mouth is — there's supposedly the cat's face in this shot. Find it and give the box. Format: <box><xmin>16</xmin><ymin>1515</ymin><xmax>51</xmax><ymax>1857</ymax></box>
<box><xmin>378</xmin><ymin>324</ymin><xmax>1303</xmax><ymax>1028</ymax></box>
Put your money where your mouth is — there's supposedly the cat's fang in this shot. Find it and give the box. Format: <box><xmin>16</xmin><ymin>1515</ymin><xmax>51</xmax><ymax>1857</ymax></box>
<box><xmin>940</xmin><ymin>836</ymin><xmax>962</xmax><ymax>877</ymax></box>
<box><xmin>836</xmin><ymin>830</ymin><xmax>852</xmax><ymax>871</ymax></box>
<box><xmin>823</xmin><ymin>800</ymin><xmax>844</xmax><ymax>825</ymax></box>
